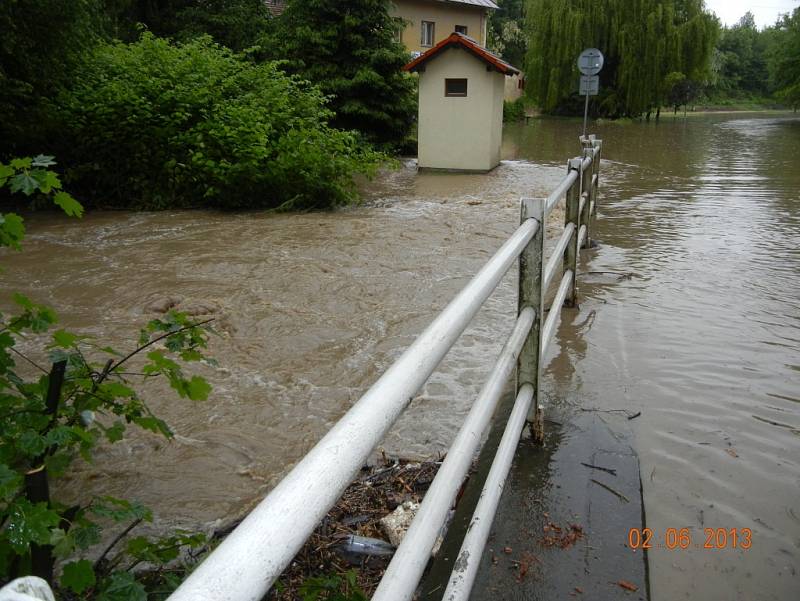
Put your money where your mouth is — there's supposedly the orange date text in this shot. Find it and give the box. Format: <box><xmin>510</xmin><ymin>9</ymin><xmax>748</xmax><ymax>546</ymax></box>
<box><xmin>627</xmin><ymin>527</ymin><xmax>752</xmax><ymax>550</ymax></box>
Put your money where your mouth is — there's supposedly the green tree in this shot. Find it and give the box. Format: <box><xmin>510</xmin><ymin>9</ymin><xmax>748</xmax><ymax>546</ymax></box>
<box><xmin>265</xmin><ymin>0</ymin><xmax>417</xmax><ymax>151</ymax></box>
<box><xmin>488</xmin><ymin>0</ymin><xmax>527</xmax><ymax>68</ymax></box>
<box><xmin>0</xmin><ymin>0</ymin><xmax>102</xmax><ymax>156</ymax></box>
<box><xmin>103</xmin><ymin>0</ymin><xmax>274</xmax><ymax>51</ymax></box>
<box><xmin>766</xmin><ymin>7</ymin><xmax>800</xmax><ymax>110</ymax></box>
<box><xmin>710</xmin><ymin>12</ymin><xmax>769</xmax><ymax>99</ymax></box>
<box><xmin>523</xmin><ymin>0</ymin><xmax>718</xmax><ymax>117</ymax></box>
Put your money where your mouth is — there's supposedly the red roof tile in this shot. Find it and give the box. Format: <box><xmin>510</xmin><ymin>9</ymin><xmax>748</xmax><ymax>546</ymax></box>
<box><xmin>403</xmin><ymin>33</ymin><xmax>520</xmax><ymax>75</ymax></box>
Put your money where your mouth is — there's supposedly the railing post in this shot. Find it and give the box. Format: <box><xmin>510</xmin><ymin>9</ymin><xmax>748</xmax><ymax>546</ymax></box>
<box><xmin>563</xmin><ymin>158</ymin><xmax>582</xmax><ymax>307</ymax></box>
<box><xmin>592</xmin><ymin>138</ymin><xmax>602</xmax><ymax>227</ymax></box>
<box><xmin>580</xmin><ymin>155</ymin><xmax>592</xmax><ymax>249</ymax></box>
<box><xmin>517</xmin><ymin>197</ymin><xmax>545</xmax><ymax>443</ymax></box>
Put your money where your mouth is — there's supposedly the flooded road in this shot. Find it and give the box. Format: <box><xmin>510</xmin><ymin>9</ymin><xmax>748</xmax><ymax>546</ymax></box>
<box><xmin>509</xmin><ymin>113</ymin><xmax>800</xmax><ymax>600</ymax></box>
<box><xmin>2</xmin><ymin>113</ymin><xmax>798</xmax><ymax>598</ymax></box>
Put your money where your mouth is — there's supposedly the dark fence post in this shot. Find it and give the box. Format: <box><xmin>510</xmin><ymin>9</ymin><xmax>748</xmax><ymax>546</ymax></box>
<box><xmin>25</xmin><ymin>360</ymin><xmax>66</xmax><ymax>582</ymax></box>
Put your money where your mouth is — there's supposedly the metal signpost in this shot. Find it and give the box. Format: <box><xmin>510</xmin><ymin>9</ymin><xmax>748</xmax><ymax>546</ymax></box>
<box><xmin>577</xmin><ymin>48</ymin><xmax>604</xmax><ymax>138</ymax></box>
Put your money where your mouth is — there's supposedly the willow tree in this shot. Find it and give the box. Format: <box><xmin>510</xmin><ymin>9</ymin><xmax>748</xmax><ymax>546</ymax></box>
<box><xmin>524</xmin><ymin>0</ymin><xmax>718</xmax><ymax>117</ymax></box>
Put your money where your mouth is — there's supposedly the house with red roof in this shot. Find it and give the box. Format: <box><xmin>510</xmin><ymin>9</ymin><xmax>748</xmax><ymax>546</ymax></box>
<box><xmin>391</xmin><ymin>0</ymin><xmax>498</xmax><ymax>53</ymax></box>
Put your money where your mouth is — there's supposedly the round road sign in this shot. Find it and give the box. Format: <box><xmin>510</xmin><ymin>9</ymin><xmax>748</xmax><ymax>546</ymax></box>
<box><xmin>577</xmin><ymin>48</ymin><xmax>604</xmax><ymax>76</ymax></box>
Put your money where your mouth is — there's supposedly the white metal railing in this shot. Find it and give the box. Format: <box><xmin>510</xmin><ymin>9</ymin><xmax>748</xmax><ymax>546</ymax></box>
<box><xmin>167</xmin><ymin>136</ymin><xmax>602</xmax><ymax>601</ymax></box>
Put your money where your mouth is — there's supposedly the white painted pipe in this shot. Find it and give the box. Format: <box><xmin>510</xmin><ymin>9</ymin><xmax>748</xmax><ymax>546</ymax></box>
<box><xmin>168</xmin><ymin>219</ymin><xmax>541</xmax><ymax>601</ymax></box>
<box><xmin>543</xmin><ymin>223</ymin><xmax>575</xmax><ymax>293</ymax></box>
<box><xmin>441</xmin><ymin>383</ymin><xmax>534</xmax><ymax>601</ymax></box>
<box><xmin>371</xmin><ymin>307</ymin><xmax>536</xmax><ymax>601</ymax></box>
<box><xmin>540</xmin><ymin>270</ymin><xmax>573</xmax><ymax>363</ymax></box>
<box><xmin>544</xmin><ymin>170</ymin><xmax>579</xmax><ymax>216</ymax></box>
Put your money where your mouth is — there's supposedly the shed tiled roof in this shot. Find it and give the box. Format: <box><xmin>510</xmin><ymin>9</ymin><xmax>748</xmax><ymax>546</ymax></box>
<box><xmin>439</xmin><ymin>0</ymin><xmax>499</xmax><ymax>8</ymax></box>
<box><xmin>403</xmin><ymin>33</ymin><xmax>520</xmax><ymax>75</ymax></box>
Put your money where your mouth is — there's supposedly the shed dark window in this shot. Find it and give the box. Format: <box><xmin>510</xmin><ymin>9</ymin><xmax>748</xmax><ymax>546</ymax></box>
<box><xmin>445</xmin><ymin>78</ymin><xmax>468</xmax><ymax>97</ymax></box>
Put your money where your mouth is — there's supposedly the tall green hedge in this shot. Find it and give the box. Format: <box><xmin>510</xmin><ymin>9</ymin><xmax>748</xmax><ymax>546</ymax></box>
<box><xmin>59</xmin><ymin>34</ymin><xmax>382</xmax><ymax>210</ymax></box>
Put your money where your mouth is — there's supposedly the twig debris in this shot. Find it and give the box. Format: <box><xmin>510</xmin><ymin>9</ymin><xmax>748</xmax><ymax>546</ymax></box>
<box><xmin>590</xmin><ymin>479</ymin><xmax>630</xmax><ymax>503</ymax></box>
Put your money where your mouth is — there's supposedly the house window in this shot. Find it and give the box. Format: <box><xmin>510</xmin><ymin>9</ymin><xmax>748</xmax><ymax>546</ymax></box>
<box><xmin>421</xmin><ymin>21</ymin><xmax>435</xmax><ymax>47</ymax></box>
<box><xmin>445</xmin><ymin>78</ymin><xmax>468</xmax><ymax>97</ymax></box>
<box><xmin>455</xmin><ymin>25</ymin><xmax>468</xmax><ymax>35</ymax></box>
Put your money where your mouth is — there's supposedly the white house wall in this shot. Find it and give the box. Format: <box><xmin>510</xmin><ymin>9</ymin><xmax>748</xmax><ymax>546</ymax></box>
<box><xmin>417</xmin><ymin>47</ymin><xmax>504</xmax><ymax>171</ymax></box>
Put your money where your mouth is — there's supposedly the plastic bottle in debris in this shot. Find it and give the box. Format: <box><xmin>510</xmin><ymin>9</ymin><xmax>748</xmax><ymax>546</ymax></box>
<box><xmin>340</xmin><ymin>535</ymin><xmax>395</xmax><ymax>557</ymax></box>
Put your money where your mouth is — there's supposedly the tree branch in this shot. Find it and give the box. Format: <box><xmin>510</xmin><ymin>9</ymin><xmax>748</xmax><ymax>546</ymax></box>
<box><xmin>9</xmin><ymin>347</ymin><xmax>48</xmax><ymax>374</ymax></box>
<box><xmin>102</xmin><ymin>318</ymin><xmax>214</xmax><ymax>383</ymax></box>
<box><xmin>95</xmin><ymin>517</ymin><xmax>143</xmax><ymax>571</ymax></box>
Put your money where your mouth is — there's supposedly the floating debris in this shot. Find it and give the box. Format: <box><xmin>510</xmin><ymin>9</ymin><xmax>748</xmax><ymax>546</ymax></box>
<box><xmin>541</xmin><ymin>523</ymin><xmax>584</xmax><ymax>549</ymax></box>
<box><xmin>265</xmin><ymin>458</ymin><xmax>442</xmax><ymax>599</ymax></box>
<box><xmin>617</xmin><ymin>579</ymin><xmax>638</xmax><ymax>592</ymax></box>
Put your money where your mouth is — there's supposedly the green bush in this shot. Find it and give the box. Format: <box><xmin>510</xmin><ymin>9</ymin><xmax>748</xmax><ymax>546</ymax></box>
<box><xmin>503</xmin><ymin>97</ymin><xmax>526</xmax><ymax>122</ymax></box>
<box><xmin>59</xmin><ymin>33</ymin><xmax>382</xmax><ymax>210</ymax></box>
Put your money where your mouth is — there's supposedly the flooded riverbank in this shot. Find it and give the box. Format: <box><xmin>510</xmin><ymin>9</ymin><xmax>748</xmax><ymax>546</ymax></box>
<box><xmin>2</xmin><ymin>113</ymin><xmax>798</xmax><ymax>599</ymax></box>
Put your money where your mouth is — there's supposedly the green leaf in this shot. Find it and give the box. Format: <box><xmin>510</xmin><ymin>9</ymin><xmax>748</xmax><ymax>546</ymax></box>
<box><xmin>100</xmin><ymin>382</ymin><xmax>135</xmax><ymax>398</ymax></box>
<box><xmin>145</xmin><ymin>350</ymin><xmax>180</xmax><ymax>373</ymax></box>
<box><xmin>61</xmin><ymin>559</ymin><xmax>96</xmax><ymax>594</ymax></box>
<box><xmin>0</xmin><ymin>212</ymin><xmax>25</xmax><ymax>249</ymax></box>
<box><xmin>105</xmin><ymin>421</ymin><xmax>126</xmax><ymax>442</ymax></box>
<box><xmin>30</xmin><ymin>306</ymin><xmax>58</xmax><ymax>332</ymax></box>
<box><xmin>52</xmin><ymin>329</ymin><xmax>80</xmax><ymax>348</ymax></box>
<box><xmin>0</xmin><ymin>463</ymin><xmax>22</xmax><ymax>501</ymax></box>
<box><xmin>49</xmin><ymin>528</ymin><xmax>75</xmax><ymax>558</ymax></box>
<box><xmin>10</xmin><ymin>173</ymin><xmax>40</xmax><ymax>196</ymax></box>
<box><xmin>31</xmin><ymin>155</ymin><xmax>56</xmax><ymax>168</ymax></box>
<box><xmin>97</xmin><ymin>571</ymin><xmax>146</xmax><ymax>601</ymax></box>
<box><xmin>11</xmin><ymin>292</ymin><xmax>34</xmax><ymax>310</ymax></box>
<box><xmin>134</xmin><ymin>415</ymin><xmax>172</xmax><ymax>437</ymax></box>
<box><xmin>38</xmin><ymin>170</ymin><xmax>62</xmax><ymax>194</ymax></box>
<box><xmin>10</xmin><ymin>157</ymin><xmax>31</xmax><ymax>170</ymax></box>
<box><xmin>0</xmin><ymin>164</ymin><xmax>14</xmax><ymax>186</ymax></box>
<box><xmin>180</xmin><ymin>349</ymin><xmax>203</xmax><ymax>362</ymax></box>
<box><xmin>53</xmin><ymin>191</ymin><xmax>84</xmax><ymax>217</ymax></box>
<box><xmin>91</xmin><ymin>496</ymin><xmax>152</xmax><ymax>523</ymax></box>
<box><xmin>44</xmin><ymin>452</ymin><xmax>72</xmax><ymax>477</ymax></box>
<box><xmin>4</xmin><ymin>499</ymin><xmax>61</xmax><ymax>552</ymax></box>
<box><xmin>72</xmin><ymin>520</ymin><xmax>101</xmax><ymax>550</ymax></box>
<box><xmin>45</xmin><ymin>426</ymin><xmax>77</xmax><ymax>447</ymax></box>
<box><xmin>186</xmin><ymin>375</ymin><xmax>211</xmax><ymax>401</ymax></box>
<box><xmin>17</xmin><ymin>430</ymin><xmax>47</xmax><ymax>457</ymax></box>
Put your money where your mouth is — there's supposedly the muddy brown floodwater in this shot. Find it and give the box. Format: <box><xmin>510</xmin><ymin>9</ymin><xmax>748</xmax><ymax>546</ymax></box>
<box><xmin>1</xmin><ymin>113</ymin><xmax>798</xmax><ymax>599</ymax></box>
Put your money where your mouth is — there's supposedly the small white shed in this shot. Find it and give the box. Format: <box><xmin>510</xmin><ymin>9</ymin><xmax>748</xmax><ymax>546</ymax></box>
<box><xmin>404</xmin><ymin>33</ymin><xmax>519</xmax><ymax>172</ymax></box>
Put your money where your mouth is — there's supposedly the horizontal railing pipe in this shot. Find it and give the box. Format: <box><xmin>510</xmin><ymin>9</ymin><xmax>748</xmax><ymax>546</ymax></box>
<box><xmin>168</xmin><ymin>219</ymin><xmax>541</xmax><ymax>601</ymax></box>
<box><xmin>542</xmin><ymin>222</ymin><xmax>575</xmax><ymax>293</ymax></box>
<box><xmin>544</xmin><ymin>170</ymin><xmax>579</xmax><ymax>216</ymax></box>
<box><xmin>540</xmin><ymin>270</ymin><xmax>573</xmax><ymax>362</ymax></box>
<box><xmin>372</xmin><ymin>306</ymin><xmax>537</xmax><ymax>601</ymax></box>
<box><xmin>442</xmin><ymin>383</ymin><xmax>535</xmax><ymax>601</ymax></box>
